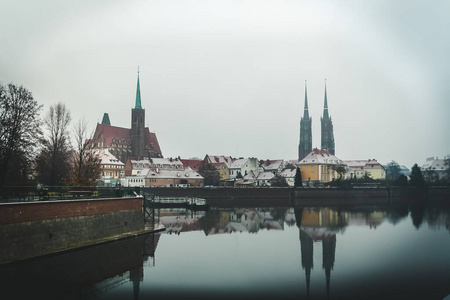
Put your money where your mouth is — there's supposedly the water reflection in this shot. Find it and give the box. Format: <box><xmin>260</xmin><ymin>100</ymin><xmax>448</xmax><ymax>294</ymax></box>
<box><xmin>295</xmin><ymin>208</ymin><xmax>343</xmax><ymax>299</ymax></box>
<box><xmin>2</xmin><ymin>200</ymin><xmax>450</xmax><ymax>300</ymax></box>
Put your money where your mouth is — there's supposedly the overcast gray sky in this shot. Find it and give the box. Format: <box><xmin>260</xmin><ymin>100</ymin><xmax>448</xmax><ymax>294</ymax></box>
<box><xmin>1</xmin><ymin>0</ymin><xmax>449</xmax><ymax>168</ymax></box>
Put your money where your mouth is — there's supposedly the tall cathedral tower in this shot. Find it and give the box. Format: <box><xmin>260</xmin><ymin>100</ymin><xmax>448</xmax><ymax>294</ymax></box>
<box><xmin>321</xmin><ymin>81</ymin><xmax>335</xmax><ymax>155</ymax></box>
<box><xmin>131</xmin><ymin>70</ymin><xmax>146</xmax><ymax>158</ymax></box>
<box><xmin>299</xmin><ymin>81</ymin><xmax>312</xmax><ymax>161</ymax></box>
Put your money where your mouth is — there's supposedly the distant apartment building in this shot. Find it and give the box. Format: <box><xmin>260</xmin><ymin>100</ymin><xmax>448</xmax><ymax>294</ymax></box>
<box><xmin>229</xmin><ymin>157</ymin><xmax>259</xmax><ymax>180</ymax></box>
<box><xmin>256</xmin><ymin>171</ymin><xmax>275</xmax><ymax>187</ymax></box>
<box><xmin>279</xmin><ymin>168</ymin><xmax>296</xmax><ymax>187</ymax></box>
<box><xmin>125</xmin><ymin>157</ymin><xmax>183</xmax><ymax>176</ymax></box>
<box><xmin>145</xmin><ymin>167</ymin><xmax>204</xmax><ymax>187</ymax></box>
<box><xmin>204</xmin><ymin>155</ymin><xmax>233</xmax><ymax>165</ymax></box>
<box><xmin>259</xmin><ymin>159</ymin><xmax>284</xmax><ymax>174</ymax></box>
<box><xmin>343</xmin><ymin>159</ymin><xmax>385</xmax><ymax>180</ymax></box>
<box><xmin>94</xmin><ymin>149</ymin><xmax>125</xmax><ymax>186</ymax></box>
<box><xmin>123</xmin><ymin>157</ymin><xmax>203</xmax><ymax>187</ymax></box>
<box><xmin>421</xmin><ymin>157</ymin><xmax>448</xmax><ymax>180</ymax></box>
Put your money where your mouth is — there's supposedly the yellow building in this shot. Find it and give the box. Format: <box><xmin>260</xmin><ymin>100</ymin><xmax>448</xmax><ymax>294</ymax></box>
<box><xmin>300</xmin><ymin>207</ymin><xmax>344</xmax><ymax>228</ymax></box>
<box><xmin>298</xmin><ymin>148</ymin><xmax>343</xmax><ymax>184</ymax></box>
<box><xmin>343</xmin><ymin>159</ymin><xmax>386</xmax><ymax>180</ymax></box>
<box><xmin>212</xmin><ymin>162</ymin><xmax>230</xmax><ymax>182</ymax></box>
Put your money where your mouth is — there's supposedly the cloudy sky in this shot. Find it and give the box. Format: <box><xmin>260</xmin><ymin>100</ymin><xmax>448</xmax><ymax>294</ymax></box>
<box><xmin>1</xmin><ymin>0</ymin><xmax>449</xmax><ymax>168</ymax></box>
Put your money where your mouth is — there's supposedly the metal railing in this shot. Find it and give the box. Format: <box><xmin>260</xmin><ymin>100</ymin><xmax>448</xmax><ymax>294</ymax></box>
<box><xmin>0</xmin><ymin>186</ymin><xmax>143</xmax><ymax>203</ymax></box>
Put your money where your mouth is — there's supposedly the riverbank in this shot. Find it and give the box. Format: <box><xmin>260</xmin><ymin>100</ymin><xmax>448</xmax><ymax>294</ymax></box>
<box><xmin>0</xmin><ymin>197</ymin><xmax>165</xmax><ymax>265</ymax></box>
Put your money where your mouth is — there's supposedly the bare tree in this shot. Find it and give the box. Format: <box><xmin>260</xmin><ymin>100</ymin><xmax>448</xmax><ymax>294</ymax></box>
<box><xmin>423</xmin><ymin>166</ymin><xmax>438</xmax><ymax>184</ymax></box>
<box><xmin>35</xmin><ymin>103</ymin><xmax>72</xmax><ymax>185</ymax></box>
<box><xmin>0</xmin><ymin>83</ymin><xmax>42</xmax><ymax>185</ymax></box>
<box><xmin>386</xmin><ymin>161</ymin><xmax>401</xmax><ymax>182</ymax></box>
<box><xmin>66</xmin><ymin>118</ymin><xmax>101</xmax><ymax>186</ymax></box>
<box><xmin>331</xmin><ymin>163</ymin><xmax>347</xmax><ymax>181</ymax></box>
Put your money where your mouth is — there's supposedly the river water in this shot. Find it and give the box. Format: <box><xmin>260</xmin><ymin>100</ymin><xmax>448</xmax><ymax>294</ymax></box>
<box><xmin>2</xmin><ymin>201</ymin><xmax>450</xmax><ymax>300</ymax></box>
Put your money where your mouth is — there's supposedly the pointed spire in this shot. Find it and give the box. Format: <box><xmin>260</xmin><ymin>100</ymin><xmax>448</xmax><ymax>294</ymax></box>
<box><xmin>303</xmin><ymin>80</ymin><xmax>309</xmax><ymax>119</ymax></box>
<box><xmin>323</xmin><ymin>79</ymin><xmax>329</xmax><ymax>119</ymax></box>
<box><xmin>135</xmin><ymin>67</ymin><xmax>142</xmax><ymax>109</ymax></box>
<box><xmin>101</xmin><ymin>113</ymin><xmax>111</xmax><ymax>126</ymax></box>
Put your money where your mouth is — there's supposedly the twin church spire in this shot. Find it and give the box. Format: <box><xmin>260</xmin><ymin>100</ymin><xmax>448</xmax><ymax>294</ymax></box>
<box><xmin>298</xmin><ymin>80</ymin><xmax>335</xmax><ymax>161</ymax></box>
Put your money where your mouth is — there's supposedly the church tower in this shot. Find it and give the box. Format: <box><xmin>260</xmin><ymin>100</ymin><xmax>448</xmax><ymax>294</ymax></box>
<box><xmin>299</xmin><ymin>81</ymin><xmax>312</xmax><ymax>161</ymax></box>
<box><xmin>321</xmin><ymin>81</ymin><xmax>335</xmax><ymax>155</ymax></box>
<box><xmin>131</xmin><ymin>69</ymin><xmax>146</xmax><ymax>159</ymax></box>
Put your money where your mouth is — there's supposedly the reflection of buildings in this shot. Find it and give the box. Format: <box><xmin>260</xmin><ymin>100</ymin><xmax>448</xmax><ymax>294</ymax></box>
<box><xmin>207</xmin><ymin>209</ymin><xmax>285</xmax><ymax>235</ymax></box>
<box><xmin>159</xmin><ymin>210</ymin><xmax>205</xmax><ymax>235</ymax></box>
<box><xmin>91</xmin><ymin>233</ymin><xmax>161</xmax><ymax>300</ymax></box>
<box><xmin>0</xmin><ymin>232</ymin><xmax>161</xmax><ymax>300</ymax></box>
<box><xmin>294</xmin><ymin>206</ymin><xmax>389</xmax><ymax>298</ymax></box>
<box><xmin>346</xmin><ymin>211</ymin><xmax>386</xmax><ymax>229</ymax></box>
<box><xmin>295</xmin><ymin>207</ymin><xmax>345</xmax><ymax>299</ymax></box>
<box><xmin>157</xmin><ymin>207</ymin><xmax>288</xmax><ymax>236</ymax></box>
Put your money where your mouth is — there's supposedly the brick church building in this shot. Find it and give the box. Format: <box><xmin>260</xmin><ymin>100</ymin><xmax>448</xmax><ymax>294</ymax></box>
<box><xmin>90</xmin><ymin>71</ymin><xmax>163</xmax><ymax>163</ymax></box>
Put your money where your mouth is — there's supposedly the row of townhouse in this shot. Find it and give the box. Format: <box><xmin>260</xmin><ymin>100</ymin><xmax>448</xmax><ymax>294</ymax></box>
<box><xmin>96</xmin><ymin>149</ymin><xmax>393</xmax><ymax>188</ymax></box>
<box><xmin>96</xmin><ymin>151</ymin><xmax>204</xmax><ymax>187</ymax></box>
<box><xmin>204</xmin><ymin>155</ymin><xmax>294</xmax><ymax>186</ymax></box>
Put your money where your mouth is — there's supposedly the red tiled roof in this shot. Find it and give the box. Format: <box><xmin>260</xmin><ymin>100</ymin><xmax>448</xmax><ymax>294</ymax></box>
<box><xmin>146</xmin><ymin>129</ymin><xmax>161</xmax><ymax>153</ymax></box>
<box><xmin>311</xmin><ymin>148</ymin><xmax>332</xmax><ymax>155</ymax></box>
<box><xmin>93</xmin><ymin>123</ymin><xmax>161</xmax><ymax>154</ymax></box>
<box><xmin>94</xmin><ymin>124</ymin><xmax>130</xmax><ymax>146</ymax></box>
<box><xmin>210</xmin><ymin>162</ymin><xmax>227</xmax><ymax>170</ymax></box>
<box><xmin>180</xmin><ymin>159</ymin><xmax>203</xmax><ymax>171</ymax></box>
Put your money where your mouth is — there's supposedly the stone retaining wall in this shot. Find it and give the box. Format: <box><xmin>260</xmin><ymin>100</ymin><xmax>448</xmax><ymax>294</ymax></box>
<box><xmin>0</xmin><ymin>197</ymin><xmax>143</xmax><ymax>264</ymax></box>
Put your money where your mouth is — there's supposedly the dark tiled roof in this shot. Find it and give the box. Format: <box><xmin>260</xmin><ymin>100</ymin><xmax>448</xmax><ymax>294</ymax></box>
<box><xmin>93</xmin><ymin>123</ymin><xmax>162</xmax><ymax>154</ymax></box>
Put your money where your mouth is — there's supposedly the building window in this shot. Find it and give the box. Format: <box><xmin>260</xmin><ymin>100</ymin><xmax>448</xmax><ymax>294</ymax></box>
<box><xmin>311</xmin><ymin>166</ymin><xmax>314</xmax><ymax>173</ymax></box>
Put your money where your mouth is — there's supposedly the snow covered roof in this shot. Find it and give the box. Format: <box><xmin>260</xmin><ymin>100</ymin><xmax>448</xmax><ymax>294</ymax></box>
<box><xmin>204</xmin><ymin>155</ymin><xmax>233</xmax><ymax>165</ymax></box>
<box><xmin>229</xmin><ymin>158</ymin><xmax>249</xmax><ymax>169</ymax></box>
<box><xmin>363</xmin><ymin>159</ymin><xmax>383</xmax><ymax>169</ymax></box>
<box><xmin>343</xmin><ymin>159</ymin><xmax>383</xmax><ymax>170</ymax></box>
<box><xmin>257</xmin><ymin>172</ymin><xmax>275</xmax><ymax>180</ymax></box>
<box><xmin>343</xmin><ymin>160</ymin><xmax>367</xmax><ymax>168</ymax></box>
<box><xmin>260</xmin><ymin>159</ymin><xmax>283</xmax><ymax>170</ymax></box>
<box><xmin>422</xmin><ymin>157</ymin><xmax>447</xmax><ymax>170</ymax></box>
<box><xmin>279</xmin><ymin>168</ymin><xmax>296</xmax><ymax>178</ymax></box>
<box><xmin>150</xmin><ymin>157</ymin><xmax>183</xmax><ymax>167</ymax></box>
<box><xmin>298</xmin><ymin>148</ymin><xmax>342</xmax><ymax>165</ymax></box>
<box><xmin>284</xmin><ymin>160</ymin><xmax>299</xmax><ymax>166</ymax></box>
<box><xmin>145</xmin><ymin>167</ymin><xmax>204</xmax><ymax>179</ymax></box>
<box><xmin>243</xmin><ymin>170</ymin><xmax>257</xmax><ymax>181</ymax></box>
<box><xmin>96</xmin><ymin>149</ymin><xmax>125</xmax><ymax>166</ymax></box>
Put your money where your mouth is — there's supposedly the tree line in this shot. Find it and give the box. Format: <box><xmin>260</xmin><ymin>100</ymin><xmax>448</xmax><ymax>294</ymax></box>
<box><xmin>0</xmin><ymin>83</ymin><xmax>100</xmax><ymax>187</ymax></box>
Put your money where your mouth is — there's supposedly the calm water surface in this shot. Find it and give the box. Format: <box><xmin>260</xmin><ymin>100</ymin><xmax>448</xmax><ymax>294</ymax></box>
<box><xmin>2</xmin><ymin>202</ymin><xmax>450</xmax><ymax>300</ymax></box>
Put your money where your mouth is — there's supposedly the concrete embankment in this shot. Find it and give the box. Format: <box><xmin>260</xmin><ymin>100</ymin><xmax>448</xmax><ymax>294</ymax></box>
<box><xmin>147</xmin><ymin>186</ymin><xmax>449</xmax><ymax>207</ymax></box>
<box><xmin>0</xmin><ymin>197</ymin><xmax>162</xmax><ymax>265</ymax></box>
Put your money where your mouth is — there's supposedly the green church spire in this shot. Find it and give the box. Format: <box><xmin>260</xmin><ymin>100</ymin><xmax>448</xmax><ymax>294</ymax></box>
<box><xmin>135</xmin><ymin>68</ymin><xmax>142</xmax><ymax>109</ymax></box>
